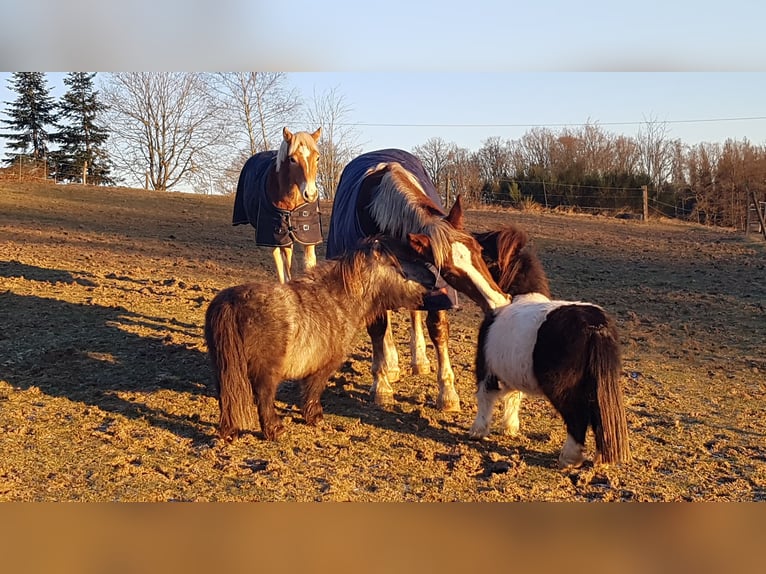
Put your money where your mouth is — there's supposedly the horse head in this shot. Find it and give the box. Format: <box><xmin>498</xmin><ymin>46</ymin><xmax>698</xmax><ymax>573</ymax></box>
<box><xmin>407</xmin><ymin>196</ymin><xmax>510</xmax><ymax>314</ymax></box>
<box><xmin>276</xmin><ymin>126</ymin><xmax>321</xmax><ymax>205</ymax></box>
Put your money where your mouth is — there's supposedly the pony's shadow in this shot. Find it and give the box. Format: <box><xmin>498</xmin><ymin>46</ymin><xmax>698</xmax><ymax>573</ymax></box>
<box><xmin>0</xmin><ymin>260</ymin><xmax>98</xmax><ymax>287</ymax></box>
<box><xmin>0</xmin><ymin>286</ymin><xmax>215</xmax><ymax>444</ymax></box>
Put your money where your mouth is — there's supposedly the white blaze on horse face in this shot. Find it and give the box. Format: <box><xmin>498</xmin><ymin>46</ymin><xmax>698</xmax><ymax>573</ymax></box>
<box><xmin>297</xmin><ymin>144</ymin><xmax>318</xmax><ymax>202</ymax></box>
<box><xmin>450</xmin><ymin>242</ymin><xmax>509</xmax><ymax>309</ymax></box>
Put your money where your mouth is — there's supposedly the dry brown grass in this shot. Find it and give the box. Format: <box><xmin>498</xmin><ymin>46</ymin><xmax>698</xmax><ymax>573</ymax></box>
<box><xmin>1</xmin><ymin>180</ymin><xmax>764</xmax><ymax>501</ymax></box>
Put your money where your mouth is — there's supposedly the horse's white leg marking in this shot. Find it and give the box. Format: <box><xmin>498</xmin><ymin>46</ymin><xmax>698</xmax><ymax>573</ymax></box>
<box><xmin>435</xmin><ymin>342</ymin><xmax>458</xmax><ymax>412</ymax></box>
<box><xmin>304</xmin><ymin>243</ymin><xmax>317</xmax><ymax>269</ymax></box>
<box><xmin>370</xmin><ymin>311</ymin><xmax>398</xmax><ymax>406</ymax></box>
<box><xmin>272</xmin><ymin>247</ymin><xmax>287</xmax><ymax>284</ymax></box>
<box><xmin>559</xmin><ymin>434</ymin><xmax>586</xmax><ymax>469</ymax></box>
<box><xmin>500</xmin><ymin>390</ymin><xmax>523</xmax><ymax>436</ymax></box>
<box><xmin>451</xmin><ymin>242</ymin><xmax>509</xmax><ymax>310</ymax></box>
<box><xmin>409</xmin><ymin>311</ymin><xmax>431</xmax><ymax>375</ymax></box>
<box><xmin>469</xmin><ymin>380</ymin><xmax>500</xmax><ymax>439</ymax></box>
<box><xmin>382</xmin><ymin>310</ymin><xmax>400</xmax><ymax>383</ymax></box>
<box><xmin>283</xmin><ymin>245</ymin><xmax>294</xmax><ymax>281</ymax></box>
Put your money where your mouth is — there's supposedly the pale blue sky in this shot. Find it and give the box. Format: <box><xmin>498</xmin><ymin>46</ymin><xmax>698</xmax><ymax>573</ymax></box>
<box><xmin>2</xmin><ymin>72</ymin><xmax>765</xmax><ymax>155</ymax></box>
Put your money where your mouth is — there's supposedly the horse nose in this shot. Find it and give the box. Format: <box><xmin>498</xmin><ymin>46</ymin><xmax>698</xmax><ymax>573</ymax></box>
<box><xmin>303</xmin><ymin>180</ymin><xmax>318</xmax><ymax>202</ymax></box>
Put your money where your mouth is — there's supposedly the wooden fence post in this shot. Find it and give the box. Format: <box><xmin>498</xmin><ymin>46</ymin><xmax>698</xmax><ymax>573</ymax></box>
<box><xmin>642</xmin><ymin>185</ymin><xmax>649</xmax><ymax>222</ymax></box>
<box><xmin>750</xmin><ymin>190</ymin><xmax>766</xmax><ymax>240</ymax></box>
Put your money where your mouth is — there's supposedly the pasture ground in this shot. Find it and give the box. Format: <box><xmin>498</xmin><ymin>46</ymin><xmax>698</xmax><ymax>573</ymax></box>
<box><xmin>1</xmin><ymin>181</ymin><xmax>764</xmax><ymax>501</ymax></box>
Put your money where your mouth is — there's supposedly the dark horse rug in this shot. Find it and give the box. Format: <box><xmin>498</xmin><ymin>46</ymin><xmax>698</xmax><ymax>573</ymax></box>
<box><xmin>326</xmin><ymin>149</ymin><xmax>458</xmax><ymax>311</ymax></box>
<box><xmin>232</xmin><ymin>151</ymin><xmax>323</xmax><ymax>247</ymax></box>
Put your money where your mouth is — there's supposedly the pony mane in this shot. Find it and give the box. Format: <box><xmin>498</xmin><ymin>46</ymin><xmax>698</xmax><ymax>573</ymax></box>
<box><xmin>366</xmin><ymin>162</ymin><xmax>459</xmax><ymax>268</ymax></box>
<box><xmin>479</xmin><ymin>226</ymin><xmax>551</xmax><ymax>297</ymax></box>
<box><xmin>276</xmin><ymin>131</ymin><xmax>319</xmax><ymax>172</ymax></box>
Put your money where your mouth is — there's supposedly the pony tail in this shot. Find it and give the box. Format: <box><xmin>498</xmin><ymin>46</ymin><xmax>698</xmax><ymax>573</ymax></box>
<box><xmin>205</xmin><ymin>302</ymin><xmax>258</xmax><ymax>439</ymax></box>
<box><xmin>587</xmin><ymin>325</ymin><xmax>631</xmax><ymax>464</ymax></box>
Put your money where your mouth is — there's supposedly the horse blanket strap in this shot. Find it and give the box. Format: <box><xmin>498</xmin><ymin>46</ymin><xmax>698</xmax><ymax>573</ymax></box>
<box><xmin>232</xmin><ymin>150</ymin><xmax>324</xmax><ymax>247</ymax></box>
<box><xmin>326</xmin><ymin>149</ymin><xmax>458</xmax><ymax>311</ymax></box>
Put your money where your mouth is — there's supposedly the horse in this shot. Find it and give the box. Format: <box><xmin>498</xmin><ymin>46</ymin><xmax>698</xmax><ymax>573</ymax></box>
<box><xmin>469</xmin><ymin>226</ymin><xmax>631</xmax><ymax>468</ymax></box>
<box><xmin>326</xmin><ymin>149</ymin><xmax>509</xmax><ymax>412</ymax></box>
<box><xmin>204</xmin><ymin>236</ymin><xmax>437</xmax><ymax>441</ymax></box>
<box><xmin>232</xmin><ymin>127</ymin><xmax>323</xmax><ymax>284</ymax></box>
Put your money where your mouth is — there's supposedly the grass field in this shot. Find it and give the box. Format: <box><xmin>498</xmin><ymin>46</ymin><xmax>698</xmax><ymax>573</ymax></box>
<box><xmin>1</xmin><ymin>180</ymin><xmax>764</xmax><ymax>501</ymax></box>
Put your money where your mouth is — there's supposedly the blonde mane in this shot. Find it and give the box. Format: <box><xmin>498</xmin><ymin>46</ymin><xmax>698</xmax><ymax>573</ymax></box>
<box><xmin>276</xmin><ymin>131</ymin><xmax>320</xmax><ymax>172</ymax></box>
<box><xmin>366</xmin><ymin>162</ymin><xmax>462</xmax><ymax>268</ymax></box>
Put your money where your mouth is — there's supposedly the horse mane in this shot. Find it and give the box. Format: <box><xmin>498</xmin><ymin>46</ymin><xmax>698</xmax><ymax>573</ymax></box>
<box><xmin>276</xmin><ymin>131</ymin><xmax>319</xmax><ymax>171</ymax></box>
<box><xmin>366</xmin><ymin>162</ymin><xmax>461</xmax><ymax>268</ymax></box>
<box><xmin>477</xmin><ymin>225</ymin><xmax>551</xmax><ymax>297</ymax></box>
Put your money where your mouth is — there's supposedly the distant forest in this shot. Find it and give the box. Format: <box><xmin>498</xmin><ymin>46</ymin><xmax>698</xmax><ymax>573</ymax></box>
<box><xmin>3</xmin><ymin>72</ymin><xmax>765</xmax><ymax>230</ymax></box>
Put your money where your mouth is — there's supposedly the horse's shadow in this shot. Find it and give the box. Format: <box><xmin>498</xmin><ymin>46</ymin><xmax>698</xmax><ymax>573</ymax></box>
<box><xmin>0</xmin><ymin>283</ymin><xmax>215</xmax><ymax>445</ymax></box>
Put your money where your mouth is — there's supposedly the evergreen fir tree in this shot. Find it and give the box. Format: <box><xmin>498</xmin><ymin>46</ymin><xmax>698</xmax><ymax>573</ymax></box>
<box><xmin>53</xmin><ymin>72</ymin><xmax>113</xmax><ymax>185</ymax></box>
<box><xmin>1</xmin><ymin>72</ymin><xmax>57</xmax><ymax>170</ymax></box>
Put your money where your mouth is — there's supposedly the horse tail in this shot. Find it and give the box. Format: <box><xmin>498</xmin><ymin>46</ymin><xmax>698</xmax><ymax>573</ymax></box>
<box><xmin>205</xmin><ymin>299</ymin><xmax>258</xmax><ymax>440</ymax></box>
<box><xmin>586</xmin><ymin>324</ymin><xmax>631</xmax><ymax>464</ymax></box>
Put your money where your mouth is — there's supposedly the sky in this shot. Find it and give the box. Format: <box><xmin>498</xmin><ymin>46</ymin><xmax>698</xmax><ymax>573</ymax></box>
<box><xmin>2</xmin><ymin>72</ymin><xmax>766</xmax><ymax>156</ymax></box>
<box><xmin>1</xmin><ymin>0</ymin><xmax>765</xmax><ymax>156</ymax></box>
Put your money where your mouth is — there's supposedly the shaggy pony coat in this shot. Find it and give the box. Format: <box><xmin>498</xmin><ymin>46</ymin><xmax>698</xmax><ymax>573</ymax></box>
<box><xmin>204</xmin><ymin>238</ymin><xmax>433</xmax><ymax>441</ymax></box>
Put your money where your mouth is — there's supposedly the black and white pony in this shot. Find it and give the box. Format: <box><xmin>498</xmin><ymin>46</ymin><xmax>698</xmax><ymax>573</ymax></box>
<box><xmin>326</xmin><ymin>149</ymin><xmax>509</xmax><ymax>411</ymax></box>
<box><xmin>204</xmin><ymin>236</ymin><xmax>436</xmax><ymax>441</ymax></box>
<box><xmin>470</xmin><ymin>226</ymin><xmax>631</xmax><ymax>468</ymax></box>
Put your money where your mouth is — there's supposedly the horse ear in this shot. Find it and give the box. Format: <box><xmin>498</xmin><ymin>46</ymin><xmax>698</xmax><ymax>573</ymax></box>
<box><xmin>407</xmin><ymin>233</ymin><xmax>433</xmax><ymax>259</ymax></box>
<box><xmin>311</xmin><ymin>127</ymin><xmax>321</xmax><ymax>142</ymax></box>
<box><xmin>445</xmin><ymin>195</ymin><xmax>464</xmax><ymax>229</ymax></box>
<box><xmin>283</xmin><ymin>127</ymin><xmax>293</xmax><ymax>142</ymax></box>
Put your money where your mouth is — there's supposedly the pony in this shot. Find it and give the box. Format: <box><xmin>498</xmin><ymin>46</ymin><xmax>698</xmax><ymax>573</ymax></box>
<box><xmin>469</xmin><ymin>225</ymin><xmax>631</xmax><ymax>468</ymax></box>
<box><xmin>326</xmin><ymin>149</ymin><xmax>509</xmax><ymax>411</ymax></box>
<box><xmin>204</xmin><ymin>236</ymin><xmax>437</xmax><ymax>441</ymax></box>
<box><xmin>232</xmin><ymin>127</ymin><xmax>323</xmax><ymax>283</ymax></box>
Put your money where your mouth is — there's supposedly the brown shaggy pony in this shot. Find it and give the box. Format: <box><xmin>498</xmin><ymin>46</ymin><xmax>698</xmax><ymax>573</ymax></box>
<box><xmin>204</xmin><ymin>237</ymin><xmax>435</xmax><ymax>441</ymax></box>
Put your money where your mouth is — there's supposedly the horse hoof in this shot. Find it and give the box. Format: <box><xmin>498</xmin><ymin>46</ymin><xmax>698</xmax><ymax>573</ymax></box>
<box><xmin>372</xmin><ymin>390</ymin><xmax>394</xmax><ymax>407</ymax></box>
<box><xmin>263</xmin><ymin>423</ymin><xmax>286</xmax><ymax>441</ymax></box>
<box><xmin>437</xmin><ymin>398</ymin><xmax>461</xmax><ymax>412</ymax></box>
<box><xmin>468</xmin><ymin>427</ymin><xmax>489</xmax><ymax>440</ymax></box>
<box><xmin>410</xmin><ymin>363</ymin><xmax>431</xmax><ymax>376</ymax></box>
<box><xmin>305</xmin><ymin>411</ymin><xmax>324</xmax><ymax>426</ymax></box>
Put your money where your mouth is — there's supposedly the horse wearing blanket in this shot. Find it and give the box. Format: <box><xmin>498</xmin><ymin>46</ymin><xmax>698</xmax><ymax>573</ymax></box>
<box><xmin>233</xmin><ymin>127</ymin><xmax>323</xmax><ymax>283</ymax></box>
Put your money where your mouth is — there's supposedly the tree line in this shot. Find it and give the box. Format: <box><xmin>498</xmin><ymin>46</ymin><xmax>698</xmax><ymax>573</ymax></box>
<box><xmin>3</xmin><ymin>72</ymin><xmax>764</xmax><ymax>230</ymax></box>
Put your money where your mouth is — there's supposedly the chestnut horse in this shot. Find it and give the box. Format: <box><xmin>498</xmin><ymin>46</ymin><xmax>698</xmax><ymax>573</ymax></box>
<box><xmin>205</xmin><ymin>236</ymin><xmax>437</xmax><ymax>441</ymax></box>
<box><xmin>233</xmin><ymin>127</ymin><xmax>322</xmax><ymax>283</ymax></box>
<box><xmin>470</xmin><ymin>226</ymin><xmax>631</xmax><ymax>467</ymax></box>
<box><xmin>326</xmin><ymin>149</ymin><xmax>508</xmax><ymax>411</ymax></box>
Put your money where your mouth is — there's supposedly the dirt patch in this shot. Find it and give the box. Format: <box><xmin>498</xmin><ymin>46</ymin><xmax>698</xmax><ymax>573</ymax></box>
<box><xmin>1</xmin><ymin>181</ymin><xmax>765</xmax><ymax>501</ymax></box>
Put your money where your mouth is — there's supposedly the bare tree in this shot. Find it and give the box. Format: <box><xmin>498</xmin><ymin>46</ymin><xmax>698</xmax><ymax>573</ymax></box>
<box><xmin>208</xmin><ymin>72</ymin><xmax>301</xmax><ymax>156</ymax></box>
<box><xmin>412</xmin><ymin>137</ymin><xmax>455</xmax><ymax>205</ymax></box>
<box><xmin>304</xmin><ymin>86</ymin><xmax>360</xmax><ymax>200</ymax></box>
<box><xmin>636</xmin><ymin>114</ymin><xmax>676</xmax><ymax>196</ymax></box>
<box><xmin>102</xmin><ymin>72</ymin><xmax>226</xmax><ymax>191</ymax></box>
<box><xmin>448</xmin><ymin>146</ymin><xmax>483</xmax><ymax>206</ymax></box>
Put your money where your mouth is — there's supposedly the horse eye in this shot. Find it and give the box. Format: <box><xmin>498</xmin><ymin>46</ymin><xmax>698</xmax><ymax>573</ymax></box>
<box><xmin>289</xmin><ymin>157</ymin><xmax>297</xmax><ymax>163</ymax></box>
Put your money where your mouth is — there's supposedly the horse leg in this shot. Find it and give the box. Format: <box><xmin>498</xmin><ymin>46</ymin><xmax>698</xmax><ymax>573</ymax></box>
<box><xmin>283</xmin><ymin>245</ymin><xmax>294</xmax><ymax>281</ymax></box>
<box><xmin>408</xmin><ymin>311</ymin><xmax>431</xmax><ymax>375</ymax></box>
<box><xmin>468</xmin><ymin>377</ymin><xmax>501</xmax><ymax>439</ymax></box>
<box><xmin>426</xmin><ymin>310</ymin><xmax>460</xmax><ymax>412</ymax></box>
<box><xmin>272</xmin><ymin>247</ymin><xmax>288</xmax><ymax>284</ymax></box>
<box><xmin>543</xmin><ymin>382</ymin><xmax>589</xmax><ymax>469</ymax></box>
<box><xmin>303</xmin><ymin>243</ymin><xmax>317</xmax><ymax>270</ymax></box>
<box><xmin>367</xmin><ymin>311</ymin><xmax>398</xmax><ymax>406</ymax></box>
<box><xmin>499</xmin><ymin>391</ymin><xmax>524</xmax><ymax>436</ymax></box>
<box><xmin>253</xmin><ymin>372</ymin><xmax>285</xmax><ymax>441</ymax></box>
<box><xmin>300</xmin><ymin>364</ymin><xmax>336</xmax><ymax>427</ymax></box>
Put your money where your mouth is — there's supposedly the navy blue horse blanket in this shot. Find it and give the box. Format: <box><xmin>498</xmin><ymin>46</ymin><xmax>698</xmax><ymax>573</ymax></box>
<box><xmin>326</xmin><ymin>149</ymin><xmax>458</xmax><ymax>311</ymax></box>
<box><xmin>232</xmin><ymin>151</ymin><xmax>323</xmax><ymax>247</ymax></box>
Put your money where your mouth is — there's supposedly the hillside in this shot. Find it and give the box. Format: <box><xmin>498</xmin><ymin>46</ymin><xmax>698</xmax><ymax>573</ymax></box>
<box><xmin>1</xmin><ymin>180</ymin><xmax>764</xmax><ymax>501</ymax></box>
